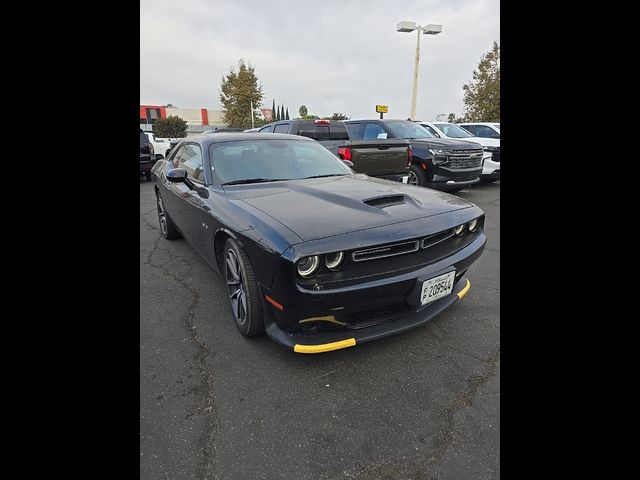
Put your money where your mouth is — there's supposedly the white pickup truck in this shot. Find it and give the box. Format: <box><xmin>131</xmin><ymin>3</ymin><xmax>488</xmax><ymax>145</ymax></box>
<box><xmin>143</xmin><ymin>132</ymin><xmax>181</xmax><ymax>158</ymax></box>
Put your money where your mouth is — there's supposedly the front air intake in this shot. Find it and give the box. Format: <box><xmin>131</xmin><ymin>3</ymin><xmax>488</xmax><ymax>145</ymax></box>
<box><xmin>363</xmin><ymin>195</ymin><xmax>406</xmax><ymax>208</ymax></box>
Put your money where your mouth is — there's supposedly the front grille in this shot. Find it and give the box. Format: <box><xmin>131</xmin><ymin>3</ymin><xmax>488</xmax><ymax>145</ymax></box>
<box><xmin>422</xmin><ymin>228</ymin><xmax>455</xmax><ymax>249</ymax></box>
<box><xmin>352</xmin><ymin>240</ymin><xmax>419</xmax><ymax>262</ymax></box>
<box><xmin>447</xmin><ymin>149</ymin><xmax>483</xmax><ymax>169</ymax></box>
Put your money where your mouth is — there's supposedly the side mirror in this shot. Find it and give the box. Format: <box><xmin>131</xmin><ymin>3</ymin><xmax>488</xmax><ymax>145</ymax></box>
<box><xmin>342</xmin><ymin>159</ymin><xmax>354</xmax><ymax>168</ymax></box>
<box><xmin>166</xmin><ymin>168</ymin><xmax>188</xmax><ymax>183</ymax></box>
<box><xmin>377</xmin><ymin>133</ymin><xmax>388</xmax><ymax>139</ymax></box>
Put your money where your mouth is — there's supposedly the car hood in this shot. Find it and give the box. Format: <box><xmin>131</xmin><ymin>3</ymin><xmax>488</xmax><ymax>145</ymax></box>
<box><xmin>225</xmin><ymin>175</ymin><xmax>473</xmax><ymax>242</ymax></box>
<box><xmin>409</xmin><ymin>137</ymin><xmax>483</xmax><ymax>149</ymax></box>
<box><xmin>456</xmin><ymin>137</ymin><xmax>500</xmax><ymax>148</ymax></box>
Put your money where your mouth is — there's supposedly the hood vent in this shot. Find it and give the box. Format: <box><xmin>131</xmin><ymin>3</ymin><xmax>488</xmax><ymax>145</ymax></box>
<box><xmin>363</xmin><ymin>194</ymin><xmax>406</xmax><ymax>208</ymax></box>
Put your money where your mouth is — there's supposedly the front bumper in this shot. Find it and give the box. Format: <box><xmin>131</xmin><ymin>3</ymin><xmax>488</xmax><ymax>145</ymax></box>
<box><xmin>427</xmin><ymin>165</ymin><xmax>482</xmax><ymax>191</ymax></box>
<box><xmin>266</xmin><ymin>276</ymin><xmax>471</xmax><ymax>353</ymax></box>
<box><xmin>482</xmin><ymin>155</ymin><xmax>500</xmax><ymax>176</ymax></box>
<box><xmin>260</xmin><ymin>233</ymin><xmax>485</xmax><ymax>353</ymax></box>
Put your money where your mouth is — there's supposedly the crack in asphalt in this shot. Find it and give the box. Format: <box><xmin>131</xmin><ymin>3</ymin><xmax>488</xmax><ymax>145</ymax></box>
<box><xmin>351</xmin><ymin>348</ymin><xmax>500</xmax><ymax>479</ymax></box>
<box><xmin>427</xmin><ymin>347</ymin><xmax>500</xmax><ymax>466</ymax></box>
<box><xmin>143</xmin><ymin>231</ymin><xmax>219</xmax><ymax>479</ymax></box>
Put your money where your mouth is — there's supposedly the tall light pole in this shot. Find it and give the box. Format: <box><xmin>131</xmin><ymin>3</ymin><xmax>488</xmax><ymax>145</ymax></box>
<box><xmin>396</xmin><ymin>21</ymin><xmax>442</xmax><ymax>120</ymax></box>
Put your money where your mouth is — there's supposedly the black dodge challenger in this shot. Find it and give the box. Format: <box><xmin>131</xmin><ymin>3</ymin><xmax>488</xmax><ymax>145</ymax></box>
<box><xmin>151</xmin><ymin>133</ymin><xmax>486</xmax><ymax>353</ymax></box>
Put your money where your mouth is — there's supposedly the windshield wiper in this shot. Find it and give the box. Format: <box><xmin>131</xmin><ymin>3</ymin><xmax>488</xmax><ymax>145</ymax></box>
<box><xmin>302</xmin><ymin>174</ymin><xmax>347</xmax><ymax>179</ymax></box>
<box><xmin>222</xmin><ymin>178</ymin><xmax>289</xmax><ymax>185</ymax></box>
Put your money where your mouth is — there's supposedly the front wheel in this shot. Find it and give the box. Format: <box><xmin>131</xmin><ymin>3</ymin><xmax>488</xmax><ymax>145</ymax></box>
<box><xmin>408</xmin><ymin>164</ymin><xmax>427</xmax><ymax>187</ymax></box>
<box><xmin>224</xmin><ymin>238</ymin><xmax>264</xmax><ymax>337</ymax></box>
<box><xmin>156</xmin><ymin>191</ymin><xmax>181</xmax><ymax>239</ymax></box>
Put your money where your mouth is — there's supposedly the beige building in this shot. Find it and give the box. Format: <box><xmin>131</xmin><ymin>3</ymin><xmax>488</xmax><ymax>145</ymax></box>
<box><xmin>140</xmin><ymin>104</ymin><xmax>227</xmax><ymax>134</ymax></box>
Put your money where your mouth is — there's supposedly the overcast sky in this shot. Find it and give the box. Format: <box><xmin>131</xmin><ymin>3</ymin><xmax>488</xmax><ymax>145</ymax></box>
<box><xmin>140</xmin><ymin>0</ymin><xmax>499</xmax><ymax>120</ymax></box>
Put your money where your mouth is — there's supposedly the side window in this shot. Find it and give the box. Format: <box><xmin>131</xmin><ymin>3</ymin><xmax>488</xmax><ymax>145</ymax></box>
<box><xmin>170</xmin><ymin>144</ymin><xmax>187</xmax><ymax>168</ymax></box>
<box><xmin>461</xmin><ymin>125</ymin><xmax>475</xmax><ymax>135</ymax></box>
<box><xmin>344</xmin><ymin>122</ymin><xmax>362</xmax><ymax>139</ymax></box>
<box><xmin>177</xmin><ymin>144</ymin><xmax>205</xmax><ymax>182</ymax></box>
<box><xmin>363</xmin><ymin>123</ymin><xmax>387</xmax><ymax>140</ymax></box>
<box><xmin>258</xmin><ymin>125</ymin><xmax>273</xmax><ymax>133</ymax></box>
<box><xmin>422</xmin><ymin>125</ymin><xmax>440</xmax><ymax>137</ymax></box>
<box><xmin>273</xmin><ymin>124</ymin><xmax>289</xmax><ymax>133</ymax></box>
<box><xmin>476</xmin><ymin>126</ymin><xmax>499</xmax><ymax>138</ymax></box>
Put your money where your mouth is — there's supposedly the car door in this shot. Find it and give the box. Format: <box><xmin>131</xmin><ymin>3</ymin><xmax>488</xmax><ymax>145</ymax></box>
<box><xmin>165</xmin><ymin>143</ymin><xmax>209</xmax><ymax>254</ymax></box>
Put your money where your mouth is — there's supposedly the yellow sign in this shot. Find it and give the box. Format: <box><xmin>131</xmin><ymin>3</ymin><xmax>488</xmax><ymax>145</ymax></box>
<box><xmin>375</xmin><ymin>105</ymin><xmax>388</xmax><ymax>113</ymax></box>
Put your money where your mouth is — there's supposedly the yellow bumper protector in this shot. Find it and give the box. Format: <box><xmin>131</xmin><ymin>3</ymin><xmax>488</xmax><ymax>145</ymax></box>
<box><xmin>457</xmin><ymin>279</ymin><xmax>471</xmax><ymax>299</ymax></box>
<box><xmin>294</xmin><ymin>338</ymin><xmax>356</xmax><ymax>354</ymax></box>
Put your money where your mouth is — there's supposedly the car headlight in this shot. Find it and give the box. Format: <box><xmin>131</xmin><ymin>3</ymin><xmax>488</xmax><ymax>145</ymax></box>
<box><xmin>454</xmin><ymin>224</ymin><xmax>465</xmax><ymax>236</ymax></box>
<box><xmin>325</xmin><ymin>252</ymin><xmax>344</xmax><ymax>270</ymax></box>
<box><xmin>297</xmin><ymin>256</ymin><xmax>321</xmax><ymax>277</ymax></box>
<box><xmin>483</xmin><ymin>146</ymin><xmax>498</xmax><ymax>152</ymax></box>
<box><xmin>428</xmin><ymin>148</ymin><xmax>453</xmax><ymax>156</ymax></box>
<box><xmin>468</xmin><ymin>219</ymin><xmax>478</xmax><ymax>232</ymax></box>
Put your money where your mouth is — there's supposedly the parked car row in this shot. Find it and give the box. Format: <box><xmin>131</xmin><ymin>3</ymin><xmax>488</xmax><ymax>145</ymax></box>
<box><xmin>141</xmin><ymin>120</ymin><xmax>500</xmax><ymax>188</ymax></box>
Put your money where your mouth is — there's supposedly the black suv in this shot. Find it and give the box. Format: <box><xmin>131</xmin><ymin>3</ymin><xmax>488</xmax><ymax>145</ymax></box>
<box><xmin>140</xmin><ymin>129</ymin><xmax>155</xmax><ymax>181</ymax></box>
<box><xmin>344</xmin><ymin>119</ymin><xmax>483</xmax><ymax>191</ymax></box>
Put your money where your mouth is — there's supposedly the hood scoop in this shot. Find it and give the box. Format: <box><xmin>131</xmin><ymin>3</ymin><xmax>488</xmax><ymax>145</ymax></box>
<box><xmin>363</xmin><ymin>194</ymin><xmax>407</xmax><ymax>208</ymax></box>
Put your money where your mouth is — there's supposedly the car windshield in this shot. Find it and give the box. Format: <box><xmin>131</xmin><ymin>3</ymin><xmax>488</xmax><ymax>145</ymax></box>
<box><xmin>385</xmin><ymin>121</ymin><xmax>434</xmax><ymax>139</ymax></box>
<box><xmin>434</xmin><ymin>123</ymin><xmax>474</xmax><ymax>138</ymax></box>
<box><xmin>210</xmin><ymin>139</ymin><xmax>352</xmax><ymax>185</ymax></box>
<box><xmin>140</xmin><ymin>132</ymin><xmax>149</xmax><ymax>144</ymax></box>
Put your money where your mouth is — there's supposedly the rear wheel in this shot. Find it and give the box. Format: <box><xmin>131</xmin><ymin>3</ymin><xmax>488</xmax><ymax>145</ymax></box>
<box><xmin>408</xmin><ymin>164</ymin><xmax>427</xmax><ymax>187</ymax></box>
<box><xmin>156</xmin><ymin>191</ymin><xmax>181</xmax><ymax>239</ymax></box>
<box><xmin>224</xmin><ymin>238</ymin><xmax>264</xmax><ymax>337</ymax></box>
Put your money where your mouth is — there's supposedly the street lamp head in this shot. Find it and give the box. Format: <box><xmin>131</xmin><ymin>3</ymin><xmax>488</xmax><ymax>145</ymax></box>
<box><xmin>397</xmin><ymin>21</ymin><xmax>417</xmax><ymax>33</ymax></box>
<box><xmin>422</xmin><ymin>24</ymin><xmax>442</xmax><ymax>35</ymax></box>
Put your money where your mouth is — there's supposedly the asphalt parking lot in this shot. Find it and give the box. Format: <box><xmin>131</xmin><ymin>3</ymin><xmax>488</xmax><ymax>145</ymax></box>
<box><xmin>140</xmin><ymin>180</ymin><xmax>500</xmax><ymax>480</ymax></box>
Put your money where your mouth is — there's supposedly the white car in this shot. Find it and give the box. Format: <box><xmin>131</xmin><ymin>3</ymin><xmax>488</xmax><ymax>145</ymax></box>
<box><xmin>456</xmin><ymin>122</ymin><xmax>500</xmax><ymax>139</ymax></box>
<box><xmin>417</xmin><ymin>121</ymin><xmax>500</xmax><ymax>182</ymax></box>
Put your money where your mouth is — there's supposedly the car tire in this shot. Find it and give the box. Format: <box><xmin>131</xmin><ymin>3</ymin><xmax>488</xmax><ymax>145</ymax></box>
<box><xmin>156</xmin><ymin>191</ymin><xmax>181</xmax><ymax>240</ymax></box>
<box><xmin>408</xmin><ymin>164</ymin><xmax>427</xmax><ymax>187</ymax></box>
<box><xmin>224</xmin><ymin>238</ymin><xmax>264</xmax><ymax>337</ymax></box>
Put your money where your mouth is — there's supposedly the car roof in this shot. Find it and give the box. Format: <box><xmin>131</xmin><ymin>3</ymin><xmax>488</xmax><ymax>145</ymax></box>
<box><xmin>181</xmin><ymin>132</ymin><xmax>315</xmax><ymax>146</ymax></box>
<box><xmin>458</xmin><ymin>122</ymin><xmax>500</xmax><ymax>125</ymax></box>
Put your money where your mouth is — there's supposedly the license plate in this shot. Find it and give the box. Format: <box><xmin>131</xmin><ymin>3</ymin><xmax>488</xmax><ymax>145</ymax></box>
<box><xmin>420</xmin><ymin>271</ymin><xmax>456</xmax><ymax>306</ymax></box>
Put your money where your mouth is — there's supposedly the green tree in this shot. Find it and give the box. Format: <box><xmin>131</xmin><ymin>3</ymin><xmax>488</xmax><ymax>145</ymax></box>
<box><xmin>329</xmin><ymin>113</ymin><xmax>349</xmax><ymax>120</ymax></box>
<box><xmin>154</xmin><ymin>115</ymin><xmax>187</xmax><ymax>138</ymax></box>
<box><xmin>271</xmin><ymin>99</ymin><xmax>276</xmax><ymax>121</ymax></box>
<box><xmin>219</xmin><ymin>59</ymin><xmax>264</xmax><ymax>128</ymax></box>
<box><xmin>280</xmin><ymin>105</ymin><xmax>285</xmax><ymax>121</ymax></box>
<box><xmin>462</xmin><ymin>41</ymin><xmax>500</xmax><ymax>122</ymax></box>
<box><xmin>447</xmin><ymin>113</ymin><xmax>456</xmax><ymax>123</ymax></box>
<box><xmin>285</xmin><ymin>107</ymin><xmax>289</xmax><ymax>120</ymax></box>
<box><xmin>298</xmin><ymin>105</ymin><xmax>308</xmax><ymax>118</ymax></box>
<box><xmin>275</xmin><ymin>103</ymin><xmax>280</xmax><ymax>121</ymax></box>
